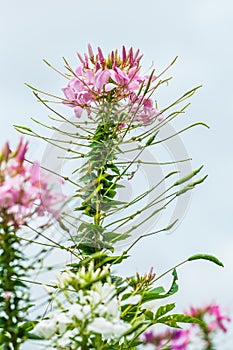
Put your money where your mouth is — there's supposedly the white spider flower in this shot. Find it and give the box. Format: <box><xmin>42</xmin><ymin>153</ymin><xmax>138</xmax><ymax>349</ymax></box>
<box><xmin>33</xmin><ymin>312</ymin><xmax>70</xmax><ymax>339</ymax></box>
<box><xmin>68</xmin><ymin>304</ymin><xmax>84</xmax><ymax>320</ymax></box>
<box><xmin>88</xmin><ymin>316</ymin><xmax>130</xmax><ymax>340</ymax></box>
<box><xmin>121</xmin><ymin>294</ymin><xmax>141</xmax><ymax>306</ymax></box>
<box><xmin>56</xmin><ymin>329</ymin><xmax>80</xmax><ymax>348</ymax></box>
<box><xmin>32</xmin><ymin>319</ymin><xmax>57</xmax><ymax>339</ymax></box>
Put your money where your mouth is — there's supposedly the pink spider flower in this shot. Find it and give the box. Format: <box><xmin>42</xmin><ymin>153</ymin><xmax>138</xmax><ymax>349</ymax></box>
<box><xmin>187</xmin><ymin>303</ymin><xmax>231</xmax><ymax>333</ymax></box>
<box><xmin>0</xmin><ymin>138</ymin><xmax>65</xmax><ymax>228</ymax></box>
<box><xmin>142</xmin><ymin>328</ymin><xmax>190</xmax><ymax>350</ymax></box>
<box><xmin>62</xmin><ymin>44</ymin><xmax>163</xmax><ymax>124</ymax></box>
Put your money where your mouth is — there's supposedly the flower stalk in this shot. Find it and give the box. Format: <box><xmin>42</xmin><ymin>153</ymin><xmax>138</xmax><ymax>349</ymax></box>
<box><xmin>0</xmin><ymin>223</ymin><xmax>28</xmax><ymax>350</ymax></box>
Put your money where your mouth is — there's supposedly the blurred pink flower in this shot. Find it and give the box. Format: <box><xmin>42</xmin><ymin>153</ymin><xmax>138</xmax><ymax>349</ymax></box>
<box><xmin>0</xmin><ymin>138</ymin><xmax>65</xmax><ymax>227</ymax></box>
<box><xmin>142</xmin><ymin>328</ymin><xmax>190</xmax><ymax>350</ymax></box>
<box><xmin>207</xmin><ymin>304</ymin><xmax>231</xmax><ymax>332</ymax></box>
<box><xmin>187</xmin><ymin>303</ymin><xmax>231</xmax><ymax>333</ymax></box>
<box><xmin>142</xmin><ymin>303</ymin><xmax>231</xmax><ymax>349</ymax></box>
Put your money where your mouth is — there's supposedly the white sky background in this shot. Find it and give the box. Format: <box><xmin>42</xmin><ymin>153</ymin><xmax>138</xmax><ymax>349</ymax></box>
<box><xmin>1</xmin><ymin>0</ymin><xmax>233</xmax><ymax>347</ymax></box>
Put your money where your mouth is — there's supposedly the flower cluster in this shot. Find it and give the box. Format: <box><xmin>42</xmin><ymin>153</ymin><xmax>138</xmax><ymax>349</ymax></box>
<box><xmin>141</xmin><ymin>303</ymin><xmax>231</xmax><ymax>349</ymax></box>
<box><xmin>0</xmin><ymin>138</ymin><xmax>64</xmax><ymax>227</ymax></box>
<box><xmin>62</xmin><ymin>45</ymin><xmax>162</xmax><ymax>124</ymax></box>
<box><xmin>187</xmin><ymin>303</ymin><xmax>231</xmax><ymax>333</ymax></box>
<box><xmin>142</xmin><ymin>329</ymin><xmax>189</xmax><ymax>350</ymax></box>
<box><xmin>32</xmin><ymin>263</ymin><xmax>141</xmax><ymax>349</ymax></box>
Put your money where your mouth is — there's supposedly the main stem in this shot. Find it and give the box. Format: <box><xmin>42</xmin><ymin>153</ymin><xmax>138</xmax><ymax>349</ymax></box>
<box><xmin>80</xmin><ymin>106</ymin><xmax>120</xmax><ymax>253</ymax></box>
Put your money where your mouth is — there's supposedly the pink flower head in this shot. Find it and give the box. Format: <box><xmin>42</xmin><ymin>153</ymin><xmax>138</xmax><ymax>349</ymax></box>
<box><xmin>142</xmin><ymin>328</ymin><xmax>190</xmax><ymax>350</ymax></box>
<box><xmin>207</xmin><ymin>304</ymin><xmax>231</xmax><ymax>333</ymax></box>
<box><xmin>186</xmin><ymin>303</ymin><xmax>231</xmax><ymax>333</ymax></box>
<box><xmin>62</xmin><ymin>45</ymin><xmax>163</xmax><ymax>125</ymax></box>
<box><xmin>171</xmin><ymin>329</ymin><xmax>190</xmax><ymax>350</ymax></box>
<box><xmin>0</xmin><ymin>138</ymin><xmax>65</xmax><ymax>228</ymax></box>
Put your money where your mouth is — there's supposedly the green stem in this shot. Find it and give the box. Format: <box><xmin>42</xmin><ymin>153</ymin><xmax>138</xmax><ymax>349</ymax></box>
<box><xmin>0</xmin><ymin>222</ymin><xmax>28</xmax><ymax>350</ymax></box>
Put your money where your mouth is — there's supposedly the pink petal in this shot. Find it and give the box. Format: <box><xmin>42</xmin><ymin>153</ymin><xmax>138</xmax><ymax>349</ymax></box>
<box><xmin>114</xmin><ymin>67</ymin><xmax>129</xmax><ymax>84</ymax></box>
<box><xmin>143</xmin><ymin>98</ymin><xmax>153</xmax><ymax>109</ymax></box>
<box><xmin>122</xmin><ymin>46</ymin><xmax>127</xmax><ymax>63</ymax></box>
<box><xmin>86</xmin><ymin>69</ymin><xmax>94</xmax><ymax>84</ymax></box>
<box><xmin>88</xmin><ymin>43</ymin><xmax>94</xmax><ymax>60</ymax></box>
<box><xmin>77</xmin><ymin>51</ymin><xmax>85</xmax><ymax>64</ymax></box>
<box><xmin>95</xmin><ymin>69</ymin><xmax>110</xmax><ymax>91</ymax></box>
<box><xmin>97</xmin><ymin>46</ymin><xmax>105</xmax><ymax>65</ymax></box>
<box><xmin>104</xmin><ymin>83</ymin><xmax>117</xmax><ymax>92</ymax></box>
<box><xmin>74</xmin><ymin>106</ymin><xmax>83</xmax><ymax>118</ymax></box>
<box><xmin>30</xmin><ymin>162</ymin><xmax>40</xmax><ymax>186</ymax></box>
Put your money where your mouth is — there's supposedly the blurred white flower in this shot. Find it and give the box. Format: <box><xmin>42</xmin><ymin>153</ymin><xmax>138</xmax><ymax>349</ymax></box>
<box><xmin>52</xmin><ymin>312</ymin><xmax>70</xmax><ymax>334</ymax></box>
<box><xmin>121</xmin><ymin>294</ymin><xmax>141</xmax><ymax>306</ymax></box>
<box><xmin>88</xmin><ymin>316</ymin><xmax>130</xmax><ymax>340</ymax></box>
<box><xmin>56</xmin><ymin>329</ymin><xmax>78</xmax><ymax>348</ymax></box>
<box><xmin>106</xmin><ymin>298</ymin><xmax>120</xmax><ymax>318</ymax></box>
<box><xmin>33</xmin><ymin>319</ymin><xmax>56</xmax><ymax>339</ymax></box>
<box><xmin>88</xmin><ymin>317</ymin><xmax>114</xmax><ymax>339</ymax></box>
<box><xmin>68</xmin><ymin>304</ymin><xmax>84</xmax><ymax>320</ymax></box>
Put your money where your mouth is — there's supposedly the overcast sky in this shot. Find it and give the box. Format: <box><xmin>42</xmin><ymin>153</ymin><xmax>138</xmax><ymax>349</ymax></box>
<box><xmin>1</xmin><ymin>0</ymin><xmax>233</xmax><ymax>347</ymax></box>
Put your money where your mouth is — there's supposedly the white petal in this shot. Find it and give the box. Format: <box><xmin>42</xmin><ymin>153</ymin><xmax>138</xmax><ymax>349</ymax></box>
<box><xmin>121</xmin><ymin>294</ymin><xmax>141</xmax><ymax>306</ymax></box>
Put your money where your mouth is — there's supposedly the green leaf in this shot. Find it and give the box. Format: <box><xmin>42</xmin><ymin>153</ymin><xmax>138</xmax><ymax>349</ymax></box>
<box><xmin>14</xmin><ymin>125</ymin><xmax>34</xmax><ymax>135</ymax></box>
<box><xmin>103</xmin><ymin>231</ymin><xmax>130</xmax><ymax>243</ymax></box>
<box><xmin>58</xmin><ymin>220</ymin><xmax>70</xmax><ymax>233</ymax></box>
<box><xmin>18</xmin><ymin>321</ymin><xmax>36</xmax><ymax>332</ymax></box>
<box><xmin>166</xmin><ymin>269</ymin><xmax>178</xmax><ymax>296</ymax></box>
<box><xmin>122</xmin><ymin>321</ymin><xmax>148</xmax><ymax>337</ymax></box>
<box><xmin>173</xmin><ymin>166</ymin><xmax>203</xmax><ymax>186</ymax></box>
<box><xmin>188</xmin><ymin>254</ymin><xmax>224</xmax><ymax>267</ymax></box>
<box><xmin>156</xmin><ymin>314</ymin><xmax>205</xmax><ymax>328</ymax></box>
<box><xmin>145</xmin><ymin>310</ymin><xmax>154</xmax><ymax>321</ymax></box>
<box><xmin>141</xmin><ymin>269</ymin><xmax>178</xmax><ymax>303</ymax></box>
<box><xmin>176</xmin><ymin>175</ymin><xmax>208</xmax><ymax>196</ymax></box>
<box><xmin>141</xmin><ymin>290</ymin><xmax>165</xmax><ymax>303</ymax></box>
<box><xmin>108</xmin><ymin>164</ymin><xmax>120</xmax><ymax>175</ymax></box>
<box><xmin>145</xmin><ymin>132</ymin><xmax>159</xmax><ymax>146</ymax></box>
<box><xmin>103</xmin><ymin>189</ymin><xmax>116</xmax><ymax>198</ymax></box>
<box><xmin>154</xmin><ymin>303</ymin><xmax>176</xmax><ymax>320</ymax></box>
<box><xmin>143</xmin><ymin>69</ymin><xmax>155</xmax><ymax>95</ymax></box>
<box><xmin>0</xmin><ymin>317</ymin><xmax>7</xmax><ymax>326</ymax></box>
<box><xmin>149</xmin><ymin>286</ymin><xmax>165</xmax><ymax>294</ymax></box>
<box><xmin>26</xmin><ymin>332</ymin><xmax>43</xmax><ymax>340</ymax></box>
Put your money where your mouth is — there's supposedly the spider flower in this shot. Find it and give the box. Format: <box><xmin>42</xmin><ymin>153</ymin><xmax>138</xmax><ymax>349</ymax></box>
<box><xmin>0</xmin><ymin>138</ymin><xmax>65</xmax><ymax>227</ymax></box>
<box><xmin>62</xmin><ymin>45</ymin><xmax>163</xmax><ymax>124</ymax></box>
<box><xmin>142</xmin><ymin>328</ymin><xmax>190</xmax><ymax>350</ymax></box>
<box><xmin>187</xmin><ymin>303</ymin><xmax>231</xmax><ymax>333</ymax></box>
